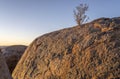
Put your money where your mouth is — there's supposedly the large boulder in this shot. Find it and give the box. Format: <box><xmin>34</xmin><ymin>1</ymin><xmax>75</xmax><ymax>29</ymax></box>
<box><xmin>0</xmin><ymin>50</ymin><xmax>12</xmax><ymax>79</ymax></box>
<box><xmin>12</xmin><ymin>17</ymin><xmax>120</xmax><ymax>79</ymax></box>
<box><xmin>1</xmin><ymin>45</ymin><xmax>27</xmax><ymax>73</ymax></box>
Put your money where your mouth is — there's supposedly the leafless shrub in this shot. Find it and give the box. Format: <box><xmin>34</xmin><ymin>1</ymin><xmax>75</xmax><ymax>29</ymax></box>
<box><xmin>74</xmin><ymin>4</ymin><xmax>89</xmax><ymax>26</ymax></box>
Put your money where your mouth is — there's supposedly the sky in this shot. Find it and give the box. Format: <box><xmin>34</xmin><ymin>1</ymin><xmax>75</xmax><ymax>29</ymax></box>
<box><xmin>0</xmin><ymin>0</ymin><xmax>120</xmax><ymax>46</ymax></box>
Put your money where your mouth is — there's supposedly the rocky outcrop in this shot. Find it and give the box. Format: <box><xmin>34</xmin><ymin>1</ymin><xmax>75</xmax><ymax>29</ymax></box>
<box><xmin>12</xmin><ymin>17</ymin><xmax>120</xmax><ymax>79</ymax></box>
<box><xmin>1</xmin><ymin>45</ymin><xmax>27</xmax><ymax>73</ymax></box>
<box><xmin>0</xmin><ymin>50</ymin><xmax>12</xmax><ymax>79</ymax></box>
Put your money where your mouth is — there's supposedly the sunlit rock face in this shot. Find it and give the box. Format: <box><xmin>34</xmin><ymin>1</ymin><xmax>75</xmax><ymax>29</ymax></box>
<box><xmin>0</xmin><ymin>51</ymin><xmax>12</xmax><ymax>79</ymax></box>
<box><xmin>12</xmin><ymin>17</ymin><xmax>120</xmax><ymax>79</ymax></box>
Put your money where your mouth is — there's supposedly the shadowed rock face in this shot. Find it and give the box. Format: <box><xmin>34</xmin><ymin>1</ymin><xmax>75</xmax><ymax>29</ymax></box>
<box><xmin>12</xmin><ymin>17</ymin><xmax>120</xmax><ymax>79</ymax></box>
<box><xmin>1</xmin><ymin>45</ymin><xmax>27</xmax><ymax>73</ymax></box>
<box><xmin>0</xmin><ymin>51</ymin><xmax>12</xmax><ymax>79</ymax></box>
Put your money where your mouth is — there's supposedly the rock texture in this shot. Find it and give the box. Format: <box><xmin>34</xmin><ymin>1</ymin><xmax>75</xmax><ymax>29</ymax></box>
<box><xmin>1</xmin><ymin>45</ymin><xmax>27</xmax><ymax>73</ymax></box>
<box><xmin>12</xmin><ymin>17</ymin><xmax>120</xmax><ymax>79</ymax></box>
<box><xmin>0</xmin><ymin>50</ymin><xmax>12</xmax><ymax>79</ymax></box>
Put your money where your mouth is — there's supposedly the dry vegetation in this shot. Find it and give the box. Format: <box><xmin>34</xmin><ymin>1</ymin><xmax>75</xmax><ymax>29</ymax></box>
<box><xmin>74</xmin><ymin>4</ymin><xmax>89</xmax><ymax>26</ymax></box>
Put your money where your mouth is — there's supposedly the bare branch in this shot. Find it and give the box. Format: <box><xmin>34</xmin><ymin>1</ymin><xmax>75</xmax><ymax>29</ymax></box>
<box><xmin>74</xmin><ymin>4</ymin><xmax>89</xmax><ymax>26</ymax></box>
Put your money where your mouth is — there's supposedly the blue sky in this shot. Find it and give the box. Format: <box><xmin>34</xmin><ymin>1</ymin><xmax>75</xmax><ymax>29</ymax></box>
<box><xmin>0</xmin><ymin>0</ymin><xmax>120</xmax><ymax>45</ymax></box>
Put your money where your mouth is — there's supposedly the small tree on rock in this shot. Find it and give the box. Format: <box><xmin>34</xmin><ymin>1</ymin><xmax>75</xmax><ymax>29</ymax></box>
<box><xmin>74</xmin><ymin>4</ymin><xmax>89</xmax><ymax>26</ymax></box>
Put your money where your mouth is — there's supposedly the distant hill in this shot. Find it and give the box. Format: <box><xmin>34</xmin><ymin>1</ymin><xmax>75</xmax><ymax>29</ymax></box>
<box><xmin>12</xmin><ymin>17</ymin><xmax>120</xmax><ymax>79</ymax></box>
<box><xmin>0</xmin><ymin>51</ymin><xmax>12</xmax><ymax>79</ymax></box>
<box><xmin>1</xmin><ymin>45</ymin><xmax>27</xmax><ymax>73</ymax></box>
<box><xmin>0</xmin><ymin>46</ymin><xmax>7</xmax><ymax>49</ymax></box>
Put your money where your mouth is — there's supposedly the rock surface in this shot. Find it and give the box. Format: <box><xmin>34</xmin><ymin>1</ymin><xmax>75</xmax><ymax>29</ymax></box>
<box><xmin>0</xmin><ymin>50</ymin><xmax>12</xmax><ymax>79</ymax></box>
<box><xmin>1</xmin><ymin>45</ymin><xmax>27</xmax><ymax>73</ymax></box>
<box><xmin>12</xmin><ymin>17</ymin><xmax>120</xmax><ymax>79</ymax></box>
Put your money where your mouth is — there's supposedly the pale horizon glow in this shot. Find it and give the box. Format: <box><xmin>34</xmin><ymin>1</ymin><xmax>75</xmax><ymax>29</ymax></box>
<box><xmin>0</xmin><ymin>0</ymin><xmax>120</xmax><ymax>46</ymax></box>
<box><xmin>0</xmin><ymin>41</ymin><xmax>29</xmax><ymax>46</ymax></box>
